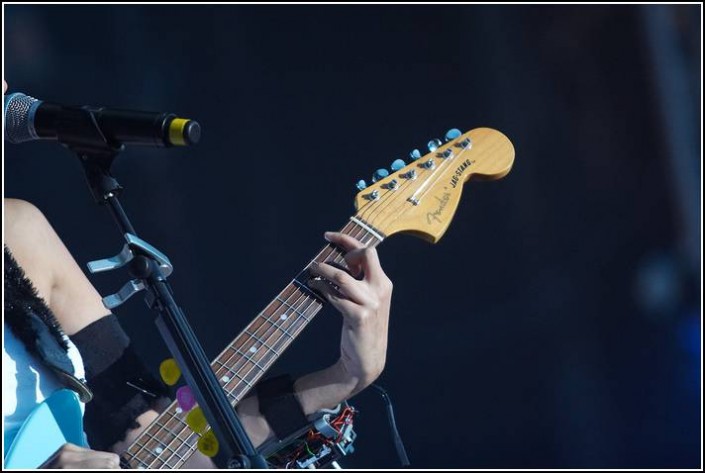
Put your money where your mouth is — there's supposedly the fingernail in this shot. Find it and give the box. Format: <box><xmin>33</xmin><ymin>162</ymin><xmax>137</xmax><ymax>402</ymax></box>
<box><xmin>324</xmin><ymin>232</ymin><xmax>333</xmax><ymax>242</ymax></box>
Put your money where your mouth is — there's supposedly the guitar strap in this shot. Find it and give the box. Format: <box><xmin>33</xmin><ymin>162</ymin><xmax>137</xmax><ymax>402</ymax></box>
<box><xmin>256</xmin><ymin>374</ymin><xmax>310</xmax><ymax>441</ymax></box>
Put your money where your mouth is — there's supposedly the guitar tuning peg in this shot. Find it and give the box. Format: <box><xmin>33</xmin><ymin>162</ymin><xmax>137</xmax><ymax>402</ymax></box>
<box><xmin>427</xmin><ymin>139</ymin><xmax>442</xmax><ymax>152</ymax></box>
<box><xmin>356</xmin><ymin>180</ymin><xmax>367</xmax><ymax>190</ymax></box>
<box><xmin>444</xmin><ymin>128</ymin><xmax>462</xmax><ymax>141</ymax></box>
<box><xmin>409</xmin><ymin>149</ymin><xmax>422</xmax><ymax>160</ymax></box>
<box><xmin>390</xmin><ymin>159</ymin><xmax>406</xmax><ymax>172</ymax></box>
<box><xmin>372</xmin><ymin>168</ymin><xmax>389</xmax><ymax>183</ymax></box>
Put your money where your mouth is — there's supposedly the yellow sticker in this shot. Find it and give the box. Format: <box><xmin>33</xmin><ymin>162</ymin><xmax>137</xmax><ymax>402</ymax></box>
<box><xmin>159</xmin><ymin>358</ymin><xmax>181</xmax><ymax>386</ymax></box>
<box><xmin>186</xmin><ymin>407</ymin><xmax>208</xmax><ymax>434</ymax></box>
<box><xmin>197</xmin><ymin>430</ymin><xmax>220</xmax><ymax>458</ymax></box>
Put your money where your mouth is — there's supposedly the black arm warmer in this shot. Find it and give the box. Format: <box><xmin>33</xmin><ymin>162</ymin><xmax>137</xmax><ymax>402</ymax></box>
<box><xmin>71</xmin><ymin>314</ymin><xmax>170</xmax><ymax>451</ymax></box>
<box><xmin>256</xmin><ymin>374</ymin><xmax>310</xmax><ymax>441</ymax></box>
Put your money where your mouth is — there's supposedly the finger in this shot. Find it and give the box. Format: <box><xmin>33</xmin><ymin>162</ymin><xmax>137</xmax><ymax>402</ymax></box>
<box><xmin>104</xmin><ymin>453</ymin><xmax>121</xmax><ymax>469</ymax></box>
<box><xmin>86</xmin><ymin>451</ymin><xmax>121</xmax><ymax>468</ymax></box>
<box><xmin>60</xmin><ymin>443</ymin><xmax>91</xmax><ymax>453</ymax></box>
<box><xmin>324</xmin><ymin>231</ymin><xmax>365</xmax><ymax>253</ymax></box>
<box><xmin>308</xmin><ymin>278</ymin><xmax>358</xmax><ymax>314</ymax></box>
<box><xmin>309</xmin><ymin>262</ymin><xmax>368</xmax><ymax>304</ymax></box>
<box><xmin>342</xmin><ymin>246</ymin><xmax>385</xmax><ymax>283</ymax></box>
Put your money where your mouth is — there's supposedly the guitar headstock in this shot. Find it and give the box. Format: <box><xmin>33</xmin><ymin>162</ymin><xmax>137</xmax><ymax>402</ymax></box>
<box><xmin>353</xmin><ymin>128</ymin><xmax>514</xmax><ymax>243</ymax></box>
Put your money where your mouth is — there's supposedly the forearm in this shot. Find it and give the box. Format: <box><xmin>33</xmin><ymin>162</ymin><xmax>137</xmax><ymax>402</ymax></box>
<box><xmin>293</xmin><ymin>358</ymin><xmax>363</xmax><ymax>414</ymax></box>
<box><xmin>235</xmin><ymin>358</ymin><xmax>363</xmax><ymax>448</ymax></box>
<box><xmin>110</xmin><ymin>409</ymin><xmax>160</xmax><ymax>454</ymax></box>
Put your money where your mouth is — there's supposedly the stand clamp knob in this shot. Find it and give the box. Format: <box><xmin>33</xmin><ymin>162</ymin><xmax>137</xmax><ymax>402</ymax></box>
<box><xmin>103</xmin><ymin>279</ymin><xmax>146</xmax><ymax>309</ymax></box>
<box><xmin>87</xmin><ymin>233</ymin><xmax>173</xmax><ymax>276</ymax></box>
<box><xmin>87</xmin><ymin>232</ymin><xmax>174</xmax><ymax>309</ymax></box>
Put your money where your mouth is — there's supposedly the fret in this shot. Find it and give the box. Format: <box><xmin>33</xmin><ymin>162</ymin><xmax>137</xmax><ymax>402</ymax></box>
<box><xmin>212</xmin><ymin>359</ymin><xmax>234</xmax><ymax>374</ymax></box>
<box><xmin>236</xmin><ymin>346</ymin><xmax>277</xmax><ymax>377</ymax></box>
<box><xmin>162</xmin><ymin>448</ymin><xmax>184</xmax><ymax>469</ymax></box>
<box><xmin>244</xmin><ymin>329</ymin><xmax>281</xmax><ymax>356</ymax></box>
<box><xmin>159</xmin><ymin>425</ymin><xmax>179</xmax><ymax>453</ymax></box>
<box><xmin>158</xmin><ymin>444</ymin><xmax>184</xmax><ymax>469</ymax></box>
<box><xmin>119</xmin><ymin>455</ymin><xmax>138</xmax><ymax>469</ymax></box>
<box><xmin>232</xmin><ymin>347</ymin><xmax>266</xmax><ymax>372</ymax></box>
<box><xmin>214</xmin><ymin>359</ymin><xmax>254</xmax><ymax>388</ymax></box>
<box><xmin>260</xmin><ymin>315</ymin><xmax>295</xmax><ymax>339</ymax></box>
<box><xmin>131</xmin><ymin>440</ymin><xmax>159</xmax><ymax>468</ymax></box>
<box><xmin>156</xmin><ymin>411</ymin><xmax>194</xmax><ymax>468</ymax></box>
<box><xmin>145</xmin><ymin>428</ymin><xmax>181</xmax><ymax>459</ymax></box>
<box><xmin>245</xmin><ymin>314</ymin><xmax>271</xmax><ymax>335</ymax></box>
<box><xmin>290</xmin><ymin>278</ymin><xmax>325</xmax><ymax>301</ymax></box>
<box><xmin>165</xmin><ymin>428</ymin><xmax>197</xmax><ymax>469</ymax></box>
<box><xmin>156</xmin><ymin>417</ymin><xmax>181</xmax><ymax>442</ymax></box>
<box><xmin>141</xmin><ymin>436</ymin><xmax>160</xmax><ymax>456</ymax></box>
<box><xmin>214</xmin><ymin>358</ymin><xmax>258</xmax><ymax>390</ymax></box>
<box><xmin>275</xmin><ymin>293</ymin><xmax>314</xmax><ymax>319</ymax></box>
<box><xmin>315</xmin><ymin>243</ymin><xmax>346</xmax><ymax>261</ymax></box>
<box><xmin>125</xmin><ymin>220</ymin><xmax>363</xmax><ymax>468</ymax></box>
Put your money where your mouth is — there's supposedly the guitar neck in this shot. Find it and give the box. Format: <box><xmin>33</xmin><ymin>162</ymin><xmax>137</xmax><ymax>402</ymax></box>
<box><xmin>121</xmin><ymin>215</ymin><xmax>384</xmax><ymax>469</ymax></box>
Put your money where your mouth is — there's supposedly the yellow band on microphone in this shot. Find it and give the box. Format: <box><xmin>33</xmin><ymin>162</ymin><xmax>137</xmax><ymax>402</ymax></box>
<box><xmin>168</xmin><ymin>118</ymin><xmax>189</xmax><ymax>146</ymax></box>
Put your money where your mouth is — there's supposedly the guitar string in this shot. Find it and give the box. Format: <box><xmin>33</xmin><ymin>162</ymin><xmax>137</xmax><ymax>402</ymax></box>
<box><xmin>148</xmin><ymin>224</ymin><xmax>375</xmax><ymax>469</ymax></box>
<box><xmin>132</xmin><ymin>293</ymin><xmax>318</xmax><ymax>468</ymax></box>
<box><xmin>125</xmin><ymin>235</ymin><xmax>346</xmax><ymax>468</ymax></box>
<box><xmin>130</xmin><ymin>151</ymin><xmax>456</xmax><ymax>467</ymax></box>
<box><xmin>133</xmin><ymin>275</ymin><xmax>325</xmax><ymax>468</ymax></box>
<box><xmin>358</xmin><ymin>137</ymin><xmax>473</xmax><ymax>238</ymax></box>
<box><xmin>160</xmin><ymin>225</ymin><xmax>380</xmax><ymax>468</ymax></box>
<box><xmin>126</xmin><ymin>132</ymin><xmax>471</xmax><ymax>466</ymax></box>
<box><xmin>197</xmin><ymin>220</ymin><xmax>370</xmax><ymax>410</ymax></box>
<box><xmin>124</xmin><ymin>151</ymin><xmax>440</xmax><ymax>467</ymax></box>
<box><xmin>133</xmin><ymin>222</ymin><xmax>376</xmax><ymax>468</ymax></box>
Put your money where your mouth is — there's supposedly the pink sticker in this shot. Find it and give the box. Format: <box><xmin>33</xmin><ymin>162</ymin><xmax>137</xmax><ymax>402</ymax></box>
<box><xmin>176</xmin><ymin>385</ymin><xmax>196</xmax><ymax>412</ymax></box>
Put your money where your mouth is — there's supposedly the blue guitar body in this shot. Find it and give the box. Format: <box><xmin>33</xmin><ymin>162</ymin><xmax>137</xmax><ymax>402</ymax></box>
<box><xmin>4</xmin><ymin>389</ymin><xmax>86</xmax><ymax>469</ymax></box>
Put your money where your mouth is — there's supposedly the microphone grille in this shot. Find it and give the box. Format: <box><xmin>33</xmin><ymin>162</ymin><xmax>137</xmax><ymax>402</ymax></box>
<box><xmin>4</xmin><ymin>93</ymin><xmax>41</xmax><ymax>144</ymax></box>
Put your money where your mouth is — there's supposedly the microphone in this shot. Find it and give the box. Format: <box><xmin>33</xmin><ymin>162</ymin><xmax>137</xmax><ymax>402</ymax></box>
<box><xmin>4</xmin><ymin>92</ymin><xmax>201</xmax><ymax>147</ymax></box>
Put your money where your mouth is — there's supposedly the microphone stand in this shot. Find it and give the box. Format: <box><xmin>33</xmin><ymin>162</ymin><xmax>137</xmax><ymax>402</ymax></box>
<box><xmin>57</xmin><ymin>108</ymin><xmax>268</xmax><ymax>469</ymax></box>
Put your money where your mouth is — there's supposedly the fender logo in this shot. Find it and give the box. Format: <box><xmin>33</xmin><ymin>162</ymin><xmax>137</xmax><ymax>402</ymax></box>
<box><xmin>427</xmin><ymin>192</ymin><xmax>451</xmax><ymax>224</ymax></box>
<box><xmin>449</xmin><ymin>159</ymin><xmax>473</xmax><ymax>189</ymax></box>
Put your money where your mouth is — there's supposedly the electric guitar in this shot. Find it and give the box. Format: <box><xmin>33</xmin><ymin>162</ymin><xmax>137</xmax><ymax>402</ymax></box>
<box><xmin>4</xmin><ymin>127</ymin><xmax>515</xmax><ymax>469</ymax></box>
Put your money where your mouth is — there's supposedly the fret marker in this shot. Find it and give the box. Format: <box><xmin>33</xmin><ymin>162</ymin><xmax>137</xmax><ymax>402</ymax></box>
<box><xmin>221</xmin><ymin>375</ymin><xmax>231</xmax><ymax>383</ymax></box>
<box><xmin>138</xmin><ymin>466</ymin><xmax>147</xmax><ymax>470</ymax></box>
<box><xmin>175</xmin><ymin>407</ymin><xmax>183</xmax><ymax>414</ymax></box>
<box><xmin>249</xmin><ymin>345</ymin><xmax>258</xmax><ymax>353</ymax></box>
<box><xmin>154</xmin><ymin>447</ymin><xmax>163</xmax><ymax>455</ymax></box>
<box><xmin>280</xmin><ymin>313</ymin><xmax>289</xmax><ymax>320</ymax></box>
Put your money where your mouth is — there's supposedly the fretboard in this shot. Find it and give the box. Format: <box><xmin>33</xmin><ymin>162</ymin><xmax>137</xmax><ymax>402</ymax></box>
<box><xmin>120</xmin><ymin>215</ymin><xmax>384</xmax><ymax>469</ymax></box>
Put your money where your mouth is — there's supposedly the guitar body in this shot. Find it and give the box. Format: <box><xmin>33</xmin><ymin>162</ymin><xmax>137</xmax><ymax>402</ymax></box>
<box><xmin>4</xmin><ymin>389</ymin><xmax>86</xmax><ymax>469</ymax></box>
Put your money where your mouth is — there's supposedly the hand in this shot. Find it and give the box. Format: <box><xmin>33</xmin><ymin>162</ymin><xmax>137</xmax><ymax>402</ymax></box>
<box><xmin>308</xmin><ymin>231</ymin><xmax>393</xmax><ymax>392</ymax></box>
<box><xmin>46</xmin><ymin>443</ymin><xmax>120</xmax><ymax>469</ymax></box>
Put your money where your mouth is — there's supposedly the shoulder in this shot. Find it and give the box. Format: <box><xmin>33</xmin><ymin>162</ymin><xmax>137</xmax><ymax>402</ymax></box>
<box><xmin>4</xmin><ymin>198</ymin><xmax>57</xmax><ymax>250</ymax></box>
<box><xmin>3</xmin><ymin>197</ymin><xmax>44</xmax><ymax>218</ymax></box>
<box><xmin>4</xmin><ymin>198</ymin><xmax>111</xmax><ymax>335</ymax></box>
<box><xmin>4</xmin><ymin>198</ymin><xmax>59</xmax><ymax>308</ymax></box>
<box><xmin>4</xmin><ymin>198</ymin><xmax>58</xmax><ymax>267</ymax></box>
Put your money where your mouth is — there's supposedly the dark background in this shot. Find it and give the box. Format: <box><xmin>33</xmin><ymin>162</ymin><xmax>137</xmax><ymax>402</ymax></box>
<box><xmin>4</xmin><ymin>4</ymin><xmax>701</xmax><ymax>469</ymax></box>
